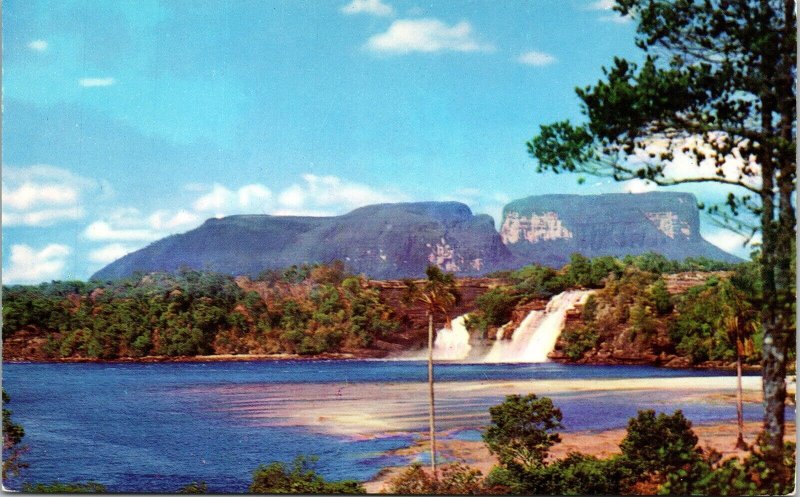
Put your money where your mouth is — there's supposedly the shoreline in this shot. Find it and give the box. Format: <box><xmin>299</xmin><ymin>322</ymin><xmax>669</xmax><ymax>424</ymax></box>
<box><xmin>0</xmin><ymin>354</ymin><xmax>774</xmax><ymax>372</ymax></box>
<box><xmin>363</xmin><ymin>420</ymin><xmax>798</xmax><ymax>493</ymax></box>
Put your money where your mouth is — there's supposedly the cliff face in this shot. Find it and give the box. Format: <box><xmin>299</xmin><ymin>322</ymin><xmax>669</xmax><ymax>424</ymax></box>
<box><xmin>92</xmin><ymin>202</ymin><xmax>514</xmax><ymax>281</ymax></box>
<box><xmin>92</xmin><ymin>193</ymin><xmax>740</xmax><ymax>281</ymax></box>
<box><xmin>500</xmin><ymin>192</ymin><xmax>740</xmax><ymax>267</ymax></box>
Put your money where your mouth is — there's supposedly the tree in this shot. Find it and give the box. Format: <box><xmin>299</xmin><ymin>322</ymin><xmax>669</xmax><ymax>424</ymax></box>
<box><xmin>249</xmin><ymin>456</ymin><xmax>364</xmax><ymax>494</ymax></box>
<box><xmin>619</xmin><ymin>409</ymin><xmax>701</xmax><ymax>480</ymax></box>
<box><xmin>2</xmin><ymin>389</ymin><xmax>28</xmax><ymax>480</ymax></box>
<box><xmin>483</xmin><ymin>394</ymin><xmax>563</xmax><ymax>471</ymax></box>
<box><xmin>715</xmin><ymin>279</ymin><xmax>758</xmax><ymax>450</ymax></box>
<box><xmin>528</xmin><ymin>0</ymin><xmax>795</xmax><ymax>466</ymax></box>
<box><xmin>404</xmin><ymin>266</ymin><xmax>460</xmax><ymax>481</ymax></box>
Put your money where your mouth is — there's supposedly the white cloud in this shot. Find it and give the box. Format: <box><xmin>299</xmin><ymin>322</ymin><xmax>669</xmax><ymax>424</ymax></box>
<box><xmin>587</xmin><ymin>0</ymin><xmax>632</xmax><ymax>23</ymax></box>
<box><xmin>28</xmin><ymin>40</ymin><xmax>48</xmax><ymax>52</ymax></box>
<box><xmin>622</xmin><ymin>178</ymin><xmax>657</xmax><ymax>194</ymax></box>
<box><xmin>341</xmin><ymin>0</ymin><xmax>393</xmax><ymax>16</ymax></box>
<box><xmin>632</xmin><ymin>134</ymin><xmax>763</xmax><ymax>191</ymax></box>
<box><xmin>366</xmin><ymin>19</ymin><xmax>493</xmax><ymax>54</ymax></box>
<box><xmin>4</xmin><ymin>244</ymin><xmax>71</xmax><ymax>284</ymax></box>
<box><xmin>88</xmin><ymin>243</ymin><xmax>135</xmax><ymax>264</ymax></box>
<box><xmin>2</xmin><ymin>165</ymin><xmax>107</xmax><ymax>227</ymax></box>
<box><xmin>517</xmin><ymin>50</ymin><xmax>557</xmax><ymax>66</ymax></box>
<box><xmin>275</xmin><ymin>174</ymin><xmax>407</xmax><ymax>215</ymax></box>
<box><xmin>599</xmin><ymin>14</ymin><xmax>632</xmax><ymax>23</ymax></box>
<box><xmin>588</xmin><ymin>0</ymin><xmax>615</xmax><ymax>10</ymax></box>
<box><xmin>79</xmin><ymin>77</ymin><xmax>116</xmax><ymax>87</ymax></box>
<box><xmin>3</xmin><ymin>208</ymin><xmax>84</xmax><ymax>227</ymax></box>
<box><xmin>4</xmin><ymin>182</ymin><xmax>78</xmax><ymax>210</ymax></box>
<box><xmin>704</xmin><ymin>230</ymin><xmax>759</xmax><ymax>258</ymax></box>
<box><xmin>148</xmin><ymin>209</ymin><xmax>201</xmax><ymax>231</ymax></box>
<box><xmin>83</xmin><ymin>220</ymin><xmax>158</xmax><ymax>242</ymax></box>
<box><xmin>192</xmin><ymin>183</ymin><xmax>273</xmax><ymax>215</ymax></box>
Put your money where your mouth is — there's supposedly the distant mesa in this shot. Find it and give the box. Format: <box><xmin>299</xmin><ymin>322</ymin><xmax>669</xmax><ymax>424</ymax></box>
<box><xmin>91</xmin><ymin>192</ymin><xmax>740</xmax><ymax>281</ymax></box>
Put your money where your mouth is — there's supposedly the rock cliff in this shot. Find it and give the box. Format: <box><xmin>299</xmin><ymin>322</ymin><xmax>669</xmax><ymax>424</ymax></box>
<box><xmin>92</xmin><ymin>193</ymin><xmax>739</xmax><ymax>281</ymax></box>
<box><xmin>501</xmin><ymin>192</ymin><xmax>739</xmax><ymax>267</ymax></box>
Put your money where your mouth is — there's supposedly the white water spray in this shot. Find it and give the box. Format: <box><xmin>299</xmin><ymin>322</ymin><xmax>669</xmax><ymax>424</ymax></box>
<box><xmin>481</xmin><ymin>290</ymin><xmax>591</xmax><ymax>363</ymax></box>
<box><xmin>432</xmin><ymin>314</ymin><xmax>472</xmax><ymax>360</ymax></box>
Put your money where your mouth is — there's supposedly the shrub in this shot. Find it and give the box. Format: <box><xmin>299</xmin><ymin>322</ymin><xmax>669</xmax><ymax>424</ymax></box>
<box><xmin>483</xmin><ymin>394</ymin><xmax>563</xmax><ymax>470</ymax></box>
<box><xmin>249</xmin><ymin>456</ymin><xmax>364</xmax><ymax>494</ymax></box>
<box><xmin>22</xmin><ymin>482</ymin><xmax>106</xmax><ymax>493</ymax></box>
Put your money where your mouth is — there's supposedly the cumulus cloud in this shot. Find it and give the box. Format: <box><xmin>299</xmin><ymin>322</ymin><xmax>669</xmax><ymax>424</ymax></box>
<box><xmin>28</xmin><ymin>40</ymin><xmax>48</xmax><ymax>52</ymax></box>
<box><xmin>88</xmin><ymin>243</ymin><xmax>135</xmax><ymax>264</ymax></box>
<box><xmin>192</xmin><ymin>183</ymin><xmax>273</xmax><ymax>216</ymax></box>
<box><xmin>587</xmin><ymin>0</ymin><xmax>632</xmax><ymax>23</ymax></box>
<box><xmin>83</xmin><ymin>220</ymin><xmax>158</xmax><ymax>242</ymax></box>
<box><xmin>704</xmin><ymin>230</ymin><xmax>759</xmax><ymax>258</ymax></box>
<box><xmin>622</xmin><ymin>178</ymin><xmax>657</xmax><ymax>194</ymax></box>
<box><xmin>81</xmin><ymin>175</ymin><xmax>408</xmax><ymax>268</ymax></box>
<box><xmin>341</xmin><ymin>0</ymin><xmax>393</xmax><ymax>16</ymax></box>
<box><xmin>79</xmin><ymin>77</ymin><xmax>116</xmax><ymax>87</ymax></box>
<box><xmin>631</xmin><ymin>134</ymin><xmax>763</xmax><ymax>192</ymax></box>
<box><xmin>2</xmin><ymin>165</ymin><xmax>108</xmax><ymax>227</ymax></box>
<box><xmin>366</xmin><ymin>19</ymin><xmax>493</xmax><ymax>54</ymax></box>
<box><xmin>517</xmin><ymin>50</ymin><xmax>557</xmax><ymax>66</ymax></box>
<box><xmin>4</xmin><ymin>244</ymin><xmax>72</xmax><ymax>284</ymax></box>
<box><xmin>275</xmin><ymin>174</ymin><xmax>408</xmax><ymax>215</ymax></box>
<box><xmin>588</xmin><ymin>0</ymin><xmax>615</xmax><ymax>9</ymax></box>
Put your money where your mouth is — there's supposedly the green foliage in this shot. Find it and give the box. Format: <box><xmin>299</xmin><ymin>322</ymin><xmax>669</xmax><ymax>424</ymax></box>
<box><xmin>22</xmin><ymin>482</ymin><xmax>107</xmax><ymax>493</ymax></box>
<box><xmin>468</xmin><ymin>289</ymin><xmax>519</xmax><ymax>336</ymax></box>
<box><xmin>388</xmin><ymin>462</ymin><xmax>487</xmax><ymax>495</ymax></box>
<box><xmin>3</xmin><ymin>389</ymin><xmax>25</xmax><ymax>447</ymax></box>
<box><xmin>3</xmin><ymin>389</ymin><xmax>28</xmax><ymax>480</ymax></box>
<box><xmin>670</xmin><ymin>278</ymin><xmax>756</xmax><ymax>364</ymax></box>
<box><xmin>3</xmin><ymin>263</ymin><xmax>399</xmax><ymax>359</ymax></box>
<box><xmin>249</xmin><ymin>456</ymin><xmax>364</xmax><ymax>494</ymax></box>
<box><xmin>177</xmin><ymin>481</ymin><xmax>208</xmax><ymax>494</ymax></box>
<box><xmin>560</xmin><ymin>325</ymin><xmax>599</xmax><ymax>361</ymax></box>
<box><xmin>619</xmin><ymin>409</ymin><xmax>701</xmax><ymax>476</ymax></box>
<box><xmin>483</xmin><ymin>394</ymin><xmax>563</xmax><ymax>470</ymax></box>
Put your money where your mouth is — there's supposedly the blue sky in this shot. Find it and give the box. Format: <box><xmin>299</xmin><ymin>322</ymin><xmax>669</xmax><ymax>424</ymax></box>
<box><xmin>3</xmin><ymin>0</ymin><xmax>753</xmax><ymax>283</ymax></box>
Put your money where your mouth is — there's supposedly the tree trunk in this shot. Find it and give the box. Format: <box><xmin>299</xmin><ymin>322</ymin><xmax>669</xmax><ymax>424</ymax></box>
<box><xmin>735</xmin><ymin>332</ymin><xmax>747</xmax><ymax>450</ymax></box>
<box><xmin>427</xmin><ymin>311</ymin><xmax>438</xmax><ymax>482</ymax></box>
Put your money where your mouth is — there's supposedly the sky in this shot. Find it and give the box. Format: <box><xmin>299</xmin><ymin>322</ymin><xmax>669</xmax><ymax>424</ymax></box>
<box><xmin>2</xmin><ymin>0</ymin><xmax>755</xmax><ymax>284</ymax></box>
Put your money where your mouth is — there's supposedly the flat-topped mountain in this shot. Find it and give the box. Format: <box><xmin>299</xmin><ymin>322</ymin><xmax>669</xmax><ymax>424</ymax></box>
<box><xmin>92</xmin><ymin>193</ymin><xmax>740</xmax><ymax>281</ymax></box>
<box><xmin>92</xmin><ymin>202</ymin><xmax>513</xmax><ymax>280</ymax></box>
<box><xmin>501</xmin><ymin>192</ymin><xmax>739</xmax><ymax>267</ymax></box>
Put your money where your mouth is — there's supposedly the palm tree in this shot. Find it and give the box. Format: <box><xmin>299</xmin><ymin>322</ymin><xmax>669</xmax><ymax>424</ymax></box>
<box><xmin>718</xmin><ymin>280</ymin><xmax>755</xmax><ymax>451</ymax></box>
<box><xmin>404</xmin><ymin>266</ymin><xmax>459</xmax><ymax>482</ymax></box>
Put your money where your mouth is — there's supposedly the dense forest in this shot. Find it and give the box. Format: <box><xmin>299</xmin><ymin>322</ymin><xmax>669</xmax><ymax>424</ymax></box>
<box><xmin>3</xmin><ymin>253</ymin><xmax>791</xmax><ymax>366</ymax></box>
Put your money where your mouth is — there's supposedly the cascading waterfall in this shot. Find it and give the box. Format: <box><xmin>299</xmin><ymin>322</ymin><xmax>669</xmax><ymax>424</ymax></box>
<box><xmin>481</xmin><ymin>290</ymin><xmax>591</xmax><ymax>363</ymax></box>
<box><xmin>432</xmin><ymin>314</ymin><xmax>472</xmax><ymax>360</ymax></box>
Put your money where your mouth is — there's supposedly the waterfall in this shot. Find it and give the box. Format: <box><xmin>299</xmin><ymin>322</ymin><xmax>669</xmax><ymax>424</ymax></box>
<box><xmin>481</xmin><ymin>290</ymin><xmax>591</xmax><ymax>363</ymax></box>
<box><xmin>432</xmin><ymin>314</ymin><xmax>472</xmax><ymax>360</ymax></box>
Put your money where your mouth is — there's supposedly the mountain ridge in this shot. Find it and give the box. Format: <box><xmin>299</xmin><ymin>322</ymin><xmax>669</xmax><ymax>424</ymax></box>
<box><xmin>92</xmin><ymin>192</ymin><xmax>741</xmax><ymax>281</ymax></box>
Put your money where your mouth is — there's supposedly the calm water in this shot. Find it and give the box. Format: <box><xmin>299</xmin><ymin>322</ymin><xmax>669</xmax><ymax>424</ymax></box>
<box><xmin>2</xmin><ymin>361</ymin><xmax>767</xmax><ymax>493</ymax></box>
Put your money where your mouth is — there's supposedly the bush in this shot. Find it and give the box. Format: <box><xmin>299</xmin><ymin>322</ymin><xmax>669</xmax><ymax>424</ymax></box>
<box><xmin>22</xmin><ymin>482</ymin><xmax>106</xmax><ymax>493</ymax></box>
<box><xmin>388</xmin><ymin>463</ymin><xmax>487</xmax><ymax>495</ymax></box>
<box><xmin>619</xmin><ymin>409</ymin><xmax>701</xmax><ymax>476</ymax></box>
<box><xmin>249</xmin><ymin>456</ymin><xmax>364</xmax><ymax>494</ymax></box>
<box><xmin>177</xmin><ymin>481</ymin><xmax>208</xmax><ymax>494</ymax></box>
<box><xmin>483</xmin><ymin>394</ymin><xmax>563</xmax><ymax>470</ymax></box>
<box><xmin>560</xmin><ymin>325</ymin><xmax>599</xmax><ymax>360</ymax></box>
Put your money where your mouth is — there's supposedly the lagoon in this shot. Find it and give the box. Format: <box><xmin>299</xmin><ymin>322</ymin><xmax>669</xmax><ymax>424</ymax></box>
<box><xmin>2</xmin><ymin>361</ymin><xmax>771</xmax><ymax>492</ymax></box>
